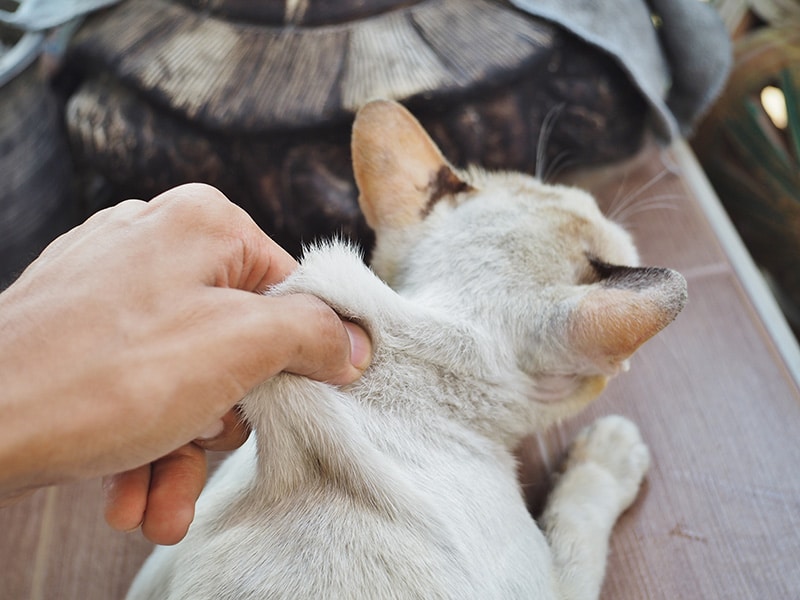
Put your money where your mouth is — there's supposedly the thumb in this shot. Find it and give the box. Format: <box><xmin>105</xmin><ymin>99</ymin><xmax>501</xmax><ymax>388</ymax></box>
<box><xmin>222</xmin><ymin>293</ymin><xmax>372</xmax><ymax>389</ymax></box>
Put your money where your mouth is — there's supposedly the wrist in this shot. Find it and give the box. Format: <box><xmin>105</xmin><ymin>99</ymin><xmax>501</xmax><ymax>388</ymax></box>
<box><xmin>0</xmin><ymin>278</ymin><xmax>89</xmax><ymax>497</ymax></box>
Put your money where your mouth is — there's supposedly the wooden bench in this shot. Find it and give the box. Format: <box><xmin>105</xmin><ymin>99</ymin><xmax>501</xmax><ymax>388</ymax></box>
<box><xmin>2</xmin><ymin>139</ymin><xmax>799</xmax><ymax>599</ymax></box>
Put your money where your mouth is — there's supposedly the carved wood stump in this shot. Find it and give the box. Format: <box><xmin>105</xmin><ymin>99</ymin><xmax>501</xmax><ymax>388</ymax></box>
<box><xmin>64</xmin><ymin>0</ymin><xmax>647</xmax><ymax>256</ymax></box>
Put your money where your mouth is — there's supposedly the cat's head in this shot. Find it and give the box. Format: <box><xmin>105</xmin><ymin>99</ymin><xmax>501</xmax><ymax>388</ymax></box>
<box><xmin>351</xmin><ymin>100</ymin><xmax>686</xmax><ymax>415</ymax></box>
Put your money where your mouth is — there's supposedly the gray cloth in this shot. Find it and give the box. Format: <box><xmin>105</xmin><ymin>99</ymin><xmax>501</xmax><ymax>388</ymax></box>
<box><xmin>509</xmin><ymin>0</ymin><xmax>733</xmax><ymax>138</ymax></box>
<box><xmin>0</xmin><ymin>0</ymin><xmax>121</xmax><ymax>30</ymax></box>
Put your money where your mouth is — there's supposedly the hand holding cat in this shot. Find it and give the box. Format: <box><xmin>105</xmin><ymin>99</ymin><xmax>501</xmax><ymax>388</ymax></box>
<box><xmin>0</xmin><ymin>183</ymin><xmax>372</xmax><ymax>545</ymax></box>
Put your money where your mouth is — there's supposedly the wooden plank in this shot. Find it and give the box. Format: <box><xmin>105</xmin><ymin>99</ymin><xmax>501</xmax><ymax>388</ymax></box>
<box><xmin>672</xmin><ymin>138</ymin><xmax>800</xmax><ymax>383</ymax></box>
<box><xmin>35</xmin><ymin>481</ymin><xmax>152</xmax><ymax>599</ymax></box>
<box><xmin>594</xmin><ymin>271</ymin><xmax>800</xmax><ymax>599</ymax></box>
<box><xmin>522</xmin><ymin>139</ymin><xmax>800</xmax><ymax>599</ymax></box>
<box><xmin>0</xmin><ymin>490</ymin><xmax>47</xmax><ymax>599</ymax></box>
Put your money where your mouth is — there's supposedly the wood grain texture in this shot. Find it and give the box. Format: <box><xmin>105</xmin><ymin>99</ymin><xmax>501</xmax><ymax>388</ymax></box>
<box><xmin>0</xmin><ymin>489</ymin><xmax>47</xmax><ymax>596</ymax></box>
<box><xmin>65</xmin><ymin>26</ymin><xmax>645</xmax><ymax>259</ymax></box>
<box><xmin>2</xmin><ymin>140</ymin><xmax>799</xmax><ymax>598</ymax></box>
<box><xmin>177</xmin><ymin>0</ymin><xmax>417</xmax><ymax>26</ymax></box>
<box><xmin>64</xmin><ymin>0</ymin><xmax>645</xmax><ymax>259</ymax></box>
<box><xmin>68</xmin><ymin>0</ymin><xmax>557</xmax><ymax>131</ymax></box>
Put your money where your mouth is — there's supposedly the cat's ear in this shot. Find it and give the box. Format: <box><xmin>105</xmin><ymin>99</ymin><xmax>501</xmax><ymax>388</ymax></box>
<box><xmin>351</xmin><ymin>100</ymin><xmax>471</xmax><ymax>231</ymax></box>
<box><xmin>569</xmin><ymin>265</ymin><xmax>687</xmax><ymax>375</ymax></box>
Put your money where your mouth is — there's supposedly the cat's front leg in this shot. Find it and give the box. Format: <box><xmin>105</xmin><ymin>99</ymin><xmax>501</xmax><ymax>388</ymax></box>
<box><xmin>540</xmin><ymin>415</ymin><xmax>650</xmax><ymax>600</ymax></box>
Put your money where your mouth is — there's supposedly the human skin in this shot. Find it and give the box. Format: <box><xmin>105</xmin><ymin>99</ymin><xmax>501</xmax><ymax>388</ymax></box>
<box><xmin>0</xmin><ymin>183</ymin><xmax>372</xmax><ymax>545</ymax></box>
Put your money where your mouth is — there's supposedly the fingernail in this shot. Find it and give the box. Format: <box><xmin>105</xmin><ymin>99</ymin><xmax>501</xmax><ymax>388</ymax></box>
<box><xmin>343</xmin><ymin>321</ymin><xmax>372</xmax><ymax>371</ymax></box>
<box><xmin>197</xmin><ymin>419</ymin><xmax>224</xmax><ymax>441</ymax></box>
<box><xmin>123</xmin><ymin>521</ymin><xmax>144</xmax><ymax>533</ymax></box>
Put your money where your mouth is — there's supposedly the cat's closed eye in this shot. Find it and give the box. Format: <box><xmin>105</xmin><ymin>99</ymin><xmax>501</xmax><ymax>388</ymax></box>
<box><xmin>576</xmin><ymin>254</ymin><xmax>613</xmax><ymax>285</ymax></box>
<box><xmin>590</xmin><ymin>255</ymin><xmax>672</xmax><ymax>289</ymax></box>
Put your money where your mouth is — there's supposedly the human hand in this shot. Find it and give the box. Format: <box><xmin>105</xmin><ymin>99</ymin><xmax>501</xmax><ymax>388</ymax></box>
<box><xmin>0</xmin><ymin>183</ymin><xmax>371</xmax><ymax>545</ymax></box>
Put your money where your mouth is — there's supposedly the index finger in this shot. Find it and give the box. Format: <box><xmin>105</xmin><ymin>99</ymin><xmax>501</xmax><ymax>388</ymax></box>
<box><xmin>241</xmin><ymin>233</ymin><xmax>298</xmax><ymax>292</ymax></box>
<box><xmin>148</xmin><ymin>183</ymin><xmax>298</xmax><ymax>292</ymax></box>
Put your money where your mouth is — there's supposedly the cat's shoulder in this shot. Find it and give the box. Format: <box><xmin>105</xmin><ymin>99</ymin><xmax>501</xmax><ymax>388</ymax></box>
<box><xmin>271</xmin><ymin>238</ymin><xmax>407</xmax><ymax>328</ymax></box>
<box><xmin>300</xmin><ymin>237</ymin><xmax>367</xmax><ymax>273</ymax></box>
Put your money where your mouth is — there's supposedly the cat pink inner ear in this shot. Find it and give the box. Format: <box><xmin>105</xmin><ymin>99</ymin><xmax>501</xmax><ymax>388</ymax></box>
<box><xmin>570</xmin><ymin>267</ymin><xmax>687</xmax><ymax>375</ymax></box>
<box><xmin>351</xmin><ymin>100</ymin><xmax>470</xmax><ymax>231</ymax></box>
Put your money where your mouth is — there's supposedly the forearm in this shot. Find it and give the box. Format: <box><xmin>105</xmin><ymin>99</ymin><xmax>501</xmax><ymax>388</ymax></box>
<box><xmin>0</xmin><ymin>280</ymin><xmax>112</xmax><ymax>497</ymax></box>
<box><xmin>0</xmin><ymin>282</ymin><xmax>66</xmax><ymax>497</ymax></box>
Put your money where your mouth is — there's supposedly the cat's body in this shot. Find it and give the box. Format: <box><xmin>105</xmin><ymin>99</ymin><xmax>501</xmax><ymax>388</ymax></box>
<box><xmin>128</xmin><ymin>101</ymin><xmax>686</xmax><ymax>600</ymax></box>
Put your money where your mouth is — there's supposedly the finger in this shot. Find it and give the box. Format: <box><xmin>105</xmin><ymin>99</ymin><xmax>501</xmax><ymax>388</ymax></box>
<box><xmin>235</xmin><ymin>233</ymin><xmax>299</xmax><ymax>293</ymax></box>
<box><xmin>278</xmin><ymin>298</ymin><xmax>372</xmax><ymax>384</ymax></box>
<box><xmin>215</xmin><ymin>293</ymin><xmax>373</xmax><ymax>389</ymax></box>
<box><xmin>0</xmin><ymin>487</ymin><xmax>36</xmax><ymax>508</ymax></box>
<box><xmin>140</xmin><ymin>444</ymin><xmax>207</xmax><ymax>546</ymax></box>
<box><xmin>18</xmin><ymin>198</ymin><xmax>149</xmax><ymax>278</ymax></box>
<box><xmin>146</xmin><ymin>183</ymin><xmax>298</xmax><ymax>291</ymax></box>
<box><xmin>193</xmin><ymin>407</ymin><xmax>251</xmax><ymax>452</ymax></box>
<box><xmin>340</xmin><ymin>321</ymin><xmax>372</xmax><ymax>374</ymax></box>
<box><xmin>103</xmin><ymin>465</ymin><xmax>151</xmax><ymax>533</ymax></box>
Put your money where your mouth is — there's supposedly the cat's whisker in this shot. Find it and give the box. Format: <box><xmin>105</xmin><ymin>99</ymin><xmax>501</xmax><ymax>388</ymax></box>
<box><xmin>619</xmin><ymin>168</ymin><xmax>670</xmax><ymax>205</ymax></box>
<box><xmin>606</xmin><ymin>192</ymin><xmax>639</xmax><ymax>224</ymax></box>
<box><xmin>606</xmin><ymin>168</ymin><xmax>670</xmax><ymax>222</ymax></box>
<box><xmin>617</xmin><ymin>193</ymin><xmax>681</xmax><ymax>215</ymax></box>
<box><xmin>604</xmin><ymin>168</ymin><xmax>631</xmax><ymax>220</ymax></box>
<box><xmin>542</xmin><ymin>151</ymin><xmax>578</xmax><ymax>183</ymax></box>
<box><xmin>612</xmin><ymin>194</ymin><xmax>682</xmax><ymax>226</ymax></box>
<box><xmin>535</xmin><ymin>103</ymin><xmax>566</xmax><ymax>180</ymax></box>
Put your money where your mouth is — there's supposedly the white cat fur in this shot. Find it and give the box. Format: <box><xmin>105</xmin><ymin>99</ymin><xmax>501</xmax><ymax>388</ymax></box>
<box><xmin>127</xmin><ymin>100</ymin><xmax>685</xmax><ymax>600</ymax></box>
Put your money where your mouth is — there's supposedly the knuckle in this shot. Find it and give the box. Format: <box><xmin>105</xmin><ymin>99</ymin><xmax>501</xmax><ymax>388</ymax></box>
<box><xmin>154</xmin><ymin>183</ymin><xmax>233</xmax><ymax>224</ymax></box>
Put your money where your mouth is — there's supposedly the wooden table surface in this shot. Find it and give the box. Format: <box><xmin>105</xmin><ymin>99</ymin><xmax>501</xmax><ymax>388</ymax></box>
<box><xmin>2</xmin><ymin>140</ymin><xmax>799</xmax><ymax>599</ymax></box>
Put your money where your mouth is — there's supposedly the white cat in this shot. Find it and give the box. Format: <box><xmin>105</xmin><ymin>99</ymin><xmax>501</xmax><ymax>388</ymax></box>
<box><xmin>127</xmin><ymin>100</ymin><xmax>686</xmax><ymax>600</ymax></box>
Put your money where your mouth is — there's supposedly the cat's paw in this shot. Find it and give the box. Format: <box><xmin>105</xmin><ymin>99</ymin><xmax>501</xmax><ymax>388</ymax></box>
<box><xmin>564</xmin><ymin>415</ymin><xmax>650</xmax><ymax>512</ymax></box>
